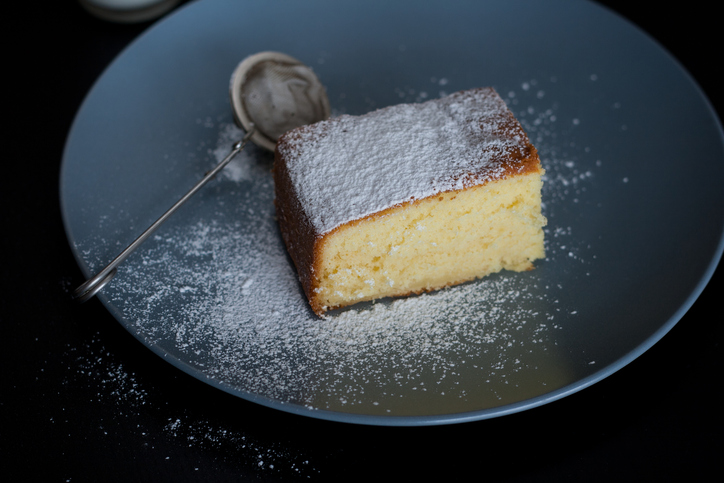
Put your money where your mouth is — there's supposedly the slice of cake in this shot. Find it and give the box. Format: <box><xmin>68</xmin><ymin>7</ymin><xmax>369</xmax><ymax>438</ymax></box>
<box><xmin>273</xmin><ymin>87</ymin><xmax>546</xmax><ymax>316</ymax></box>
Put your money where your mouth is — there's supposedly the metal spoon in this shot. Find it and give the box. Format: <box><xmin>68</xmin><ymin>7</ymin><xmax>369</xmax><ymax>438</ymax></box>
<box><xmin>73</xmin><ymin>51</ymin><xmax>330</xmax><ymax>302</ymax></box>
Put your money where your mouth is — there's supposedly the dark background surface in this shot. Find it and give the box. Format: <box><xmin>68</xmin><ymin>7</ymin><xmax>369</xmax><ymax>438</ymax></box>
<box><xmin>3</xmin><ymin>1</ymin><xmax>721</xmax><ymax>481</ymax></box>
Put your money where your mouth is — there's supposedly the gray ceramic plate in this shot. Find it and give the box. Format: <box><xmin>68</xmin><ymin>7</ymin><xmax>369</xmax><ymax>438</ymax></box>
<box><xmin>60</xmin><ymin>0</ymin><xmax>724</xmax><ymax>425</ymax></box>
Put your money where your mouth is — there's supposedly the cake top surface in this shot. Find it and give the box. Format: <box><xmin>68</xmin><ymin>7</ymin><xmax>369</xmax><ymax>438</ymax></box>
<box><xmin>276</xmin><ymin>87</ymin><xmax>539</xmax><ymax>235</ymax></box>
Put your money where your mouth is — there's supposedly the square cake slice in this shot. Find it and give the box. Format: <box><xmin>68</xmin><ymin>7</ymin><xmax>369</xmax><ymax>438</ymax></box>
<box><xmin>273</xmin><ymin>87</ymin><xmax>546</xmax><ymax>316</ymax></box>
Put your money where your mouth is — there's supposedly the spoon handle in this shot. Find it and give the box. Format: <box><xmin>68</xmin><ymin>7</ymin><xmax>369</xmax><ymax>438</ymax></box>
<box><xmin>73</xmin><ymin>126</ymin><xmax>256</xmax><ymax>303</ymax></box>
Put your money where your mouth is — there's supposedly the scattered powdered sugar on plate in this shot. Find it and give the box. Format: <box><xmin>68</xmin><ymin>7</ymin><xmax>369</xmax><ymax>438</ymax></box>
<box><xmin>77</xmin><ymin>76</ymin><xmax>600</xmax><ymax>419</ymax></box>
<box><xmin>211</xmin><ymin>122</ymin><xmax>258</xmax><ymax>183</ymax></box>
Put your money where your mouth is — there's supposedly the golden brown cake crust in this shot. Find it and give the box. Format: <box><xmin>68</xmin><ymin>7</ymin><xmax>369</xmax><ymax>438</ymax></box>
<box><xmin>272</xmin><ymin>151</ymin><xmax>322</xmax><ymax>312</ymax></box>
<box><xmin>273</xmin><ymin>87</ymin><xmax>543</xmax><ymax>315</ymax></box>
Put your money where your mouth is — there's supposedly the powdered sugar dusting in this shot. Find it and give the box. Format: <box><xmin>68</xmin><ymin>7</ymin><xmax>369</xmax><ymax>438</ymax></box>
<box><xmin>212</xmin><ymin>122</ymin><xmax>257</xmax><ymax>183</ymax></box>
<box><xmin>278</xmin><ymin>88</ymin><xmax>533</xmax><ymax>234</ymax></box>
<box><xmin>75</xmin><ymin>76</ymin><xmax>601</xmax><ymax>419</ymax></box>
<box><xmin>106</xmin><ymin>210</ymin><xmax>561</xmax><ymax>413</ymax></box>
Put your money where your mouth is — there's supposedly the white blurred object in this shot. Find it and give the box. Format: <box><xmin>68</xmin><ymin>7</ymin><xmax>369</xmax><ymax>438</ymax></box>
<box><xmin>79</xmin><ymin>0</ymin><xmax>181</xmax><ymax>23</ymax></box>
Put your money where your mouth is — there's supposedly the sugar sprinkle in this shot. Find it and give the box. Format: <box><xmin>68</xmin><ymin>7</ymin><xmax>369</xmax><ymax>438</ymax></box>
<box><xmin>74</xmin><ymin>76</ymin><xmax>603</xmax><ymax>420</ymax></box>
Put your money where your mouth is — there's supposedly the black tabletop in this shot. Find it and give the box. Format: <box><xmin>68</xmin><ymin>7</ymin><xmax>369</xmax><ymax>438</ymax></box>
<box><xmin>4</xmin><ymin>1</ymin><xmax>721</xmax><ymax>481</ymax></box>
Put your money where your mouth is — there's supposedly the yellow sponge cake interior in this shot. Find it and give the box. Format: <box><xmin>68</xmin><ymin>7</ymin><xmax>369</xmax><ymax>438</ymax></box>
<box><xmin>315</xmin><ymin>173</ymin><xmax>545</xmax><ymax>311</ymax></box>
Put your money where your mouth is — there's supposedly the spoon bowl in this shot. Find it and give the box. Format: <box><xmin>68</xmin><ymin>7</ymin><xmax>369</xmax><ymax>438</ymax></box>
<box><xmin>231</xmin><ymin>51</ymin><xmax>330</xmax><ymax>151</ymax></box>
